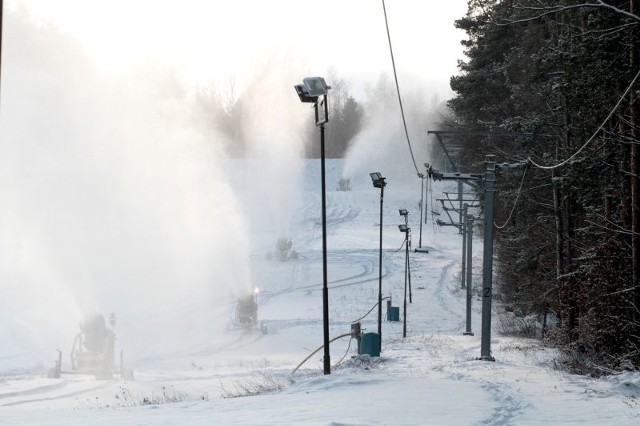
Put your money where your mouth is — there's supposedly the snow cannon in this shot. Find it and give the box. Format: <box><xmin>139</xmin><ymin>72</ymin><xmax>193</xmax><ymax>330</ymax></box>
<box><xmin>49</xmin><ymin>312</ymin><xmax>134</xmax><ymax>380</ymax></box>
<box><xmin>234</xmin><ymin>288</ymin><xmax>259</xmax><ymax>329</ymax></box>
<box><xmin>233</xmin><ymin>288</ymin><xmax>268</xmax><ymax>333</ymax></box>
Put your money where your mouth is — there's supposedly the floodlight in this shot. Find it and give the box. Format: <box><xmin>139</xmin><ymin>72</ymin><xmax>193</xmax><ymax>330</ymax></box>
<box><xmin>370</xmin><ymin>170</ymin><xmax>387</xmax><ymax>354</ymax></box>
<box><xmin>294</xmin><ymin>84</ymin><xmax>318</xmax><ymax>103</ymax></box>
<box><xmin>303</xmin><ymin>77</ymin><xmax>330</xmax><ymax>96</ymax></box>
<box><xmin>399</xmin><ymin>209</ymin><xmax>408</xmax><ymax>217</ymax></box>
<box><xmin>399</xmin><ymin>224</ymin><xmax>409</xmax><ymax>233</ymax></box>
<box><xmin>294</xmin><ymin>75</ymin><xmax>331</xmax><ymax>373</ymax></box>
<box><xmin>370</xmin><ymin>172</ymin><xmax>386</xmax><ymax>188</ymax></box>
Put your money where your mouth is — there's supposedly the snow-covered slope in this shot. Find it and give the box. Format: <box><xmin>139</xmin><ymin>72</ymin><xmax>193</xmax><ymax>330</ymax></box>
<box><xmin>1</xmin><ymin>159</ymin><xmax>639</xmax><ymax>425</ymax></box>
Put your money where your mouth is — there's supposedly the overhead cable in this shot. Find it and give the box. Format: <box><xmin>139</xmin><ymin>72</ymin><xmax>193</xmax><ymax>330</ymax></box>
<box><xmin>529</xmin><ymin>68</ymin><xmax>640</xmax><ymax>170</ymax></box>
<box><xmin>494</xmin><ymin>165</ymin><xmax>528</xmax><ymax>229</ymax></box>
<box><xmin>381</xmin><ymin>0</ymin><xmax>420</xmax><ymax>175</ymax></box>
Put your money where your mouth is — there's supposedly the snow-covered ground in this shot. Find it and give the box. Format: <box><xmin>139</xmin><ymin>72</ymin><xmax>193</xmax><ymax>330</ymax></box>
<box><xmin>1</xmin><ymin>159</ymin><xmax>640</xmax><ymax>425</ymax></box>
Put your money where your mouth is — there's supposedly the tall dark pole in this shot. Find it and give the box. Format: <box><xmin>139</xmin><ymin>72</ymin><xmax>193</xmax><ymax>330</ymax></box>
<box><xmin>480</xmin><ymin>155</ymin><xmax>496</xmax><ymax>361</ymax></box>
<box><xmin>403</xmin><ymin>229</ymin><xmax>408</xmax><ymax>337</ymax></box>
<box><xmin>407</xmin><ymin>230</ymin><xmax>412</xmax><ymax>303</ymax></box>
<box><xmin>377</xmin><ymin>183</ymin><xmax>384</xmax><ymax>352</ymax></box>
<box><xmin>418</xmin><ymin>176</ymin><xmax>424</xmax><ymax>248</ymax></box>
<box><xmin>318</xmin><ymin>99</ymin><xmax>330</xmax><ymax>375</ymax></box>
<box><xmin>295</xmin><ymin>77</ymin><xmax>331</xmax><ymax>373</ymax></box>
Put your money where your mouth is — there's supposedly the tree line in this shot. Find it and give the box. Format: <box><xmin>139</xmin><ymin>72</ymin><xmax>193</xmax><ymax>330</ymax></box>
<box><xmin>194</xmin><ymin>70</ymin><xmax>365</xmax><ymax>159</ymax></box>
<box><xmin>444</xmin><ymin>0</ymin><xmax>640</xmax><ymax>373</ymax></box>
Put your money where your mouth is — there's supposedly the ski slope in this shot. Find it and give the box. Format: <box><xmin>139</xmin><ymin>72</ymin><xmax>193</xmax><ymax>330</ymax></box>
<box><xmin>0</xmin><ymin>159</ymin><xmax>639</xmax><ymax>425</ymax></box>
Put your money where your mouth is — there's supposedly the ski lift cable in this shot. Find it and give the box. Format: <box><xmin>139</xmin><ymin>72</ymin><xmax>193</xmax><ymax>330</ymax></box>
<box><xmin>381</xmin><ymin>0</ymin><xmax>420</xmax><ymax>175</ymax></box>
<box><xmin>494</xmin><ymin>165</ymin><xmax>528</xmax><ymax>229</ymax></box>
<box><xmin>529</xmin><ymin>68</ymin><xmax>640</xmax><ymax>170</ymax></box>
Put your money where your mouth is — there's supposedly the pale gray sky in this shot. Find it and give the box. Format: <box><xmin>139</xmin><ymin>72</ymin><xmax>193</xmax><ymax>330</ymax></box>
<box><xmin>12</xmin><ymin>0</ymin><xmax>468</xmax><ymax>98</ymax></box>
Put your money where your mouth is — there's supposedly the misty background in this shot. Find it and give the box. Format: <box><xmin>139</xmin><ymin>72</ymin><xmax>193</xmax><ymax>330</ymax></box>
<box><xmin>0</xmin><ymin>1</ymin><xmax>465</xmax><ymax>368</ymax></box>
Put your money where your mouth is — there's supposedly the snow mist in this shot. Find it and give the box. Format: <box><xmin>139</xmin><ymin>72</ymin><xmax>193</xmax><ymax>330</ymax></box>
<box><xmin>0</xmin><ymin>9</ymin><xmax>255</xmax><ymax>368</ymax></box>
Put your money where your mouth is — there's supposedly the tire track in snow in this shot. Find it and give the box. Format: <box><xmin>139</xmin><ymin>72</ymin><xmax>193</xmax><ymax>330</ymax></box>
<box><xmin>476</xmin><ymin>378</ymin><xmax>528</xmax><ymax>426</ymax></box>
<box><xmin>0</xmin><ymin>380</ymin><xmax>68</xmax><ymax>401</ymax></box>
<box><xmin>433</xmin><ymin>260</ymin><xmax>465</xmax><ymax>332</ymax></box>
<box><xmin>260</xmin><ymin>248</ymin><xmax>391</xmax><ymax>303</ymax></box>
<box><xmin>429</xmin><ymin>350</ymin><xmax>528</xmax><ymax>425</ymax></box>
<box><xmin>134</xmin><ymin>329</ymin><xmax>267</xmax><ymax>363</ymax></box>
<box><xmin>0</xmin><ymin>380</ymin><xmax>114</xmax><ymax>407</ymax></box>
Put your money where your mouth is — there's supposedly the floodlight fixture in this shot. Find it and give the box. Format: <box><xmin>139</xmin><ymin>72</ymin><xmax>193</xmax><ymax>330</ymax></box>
<box><xmin>371</xmin><ymin>171</ymin><xmax>387</xmax><ymax>353</ymax></box>
<box><xmin>294</xmin><ymin>84</ymin><xmax>318</xmax><ymax>103</ymax></box>
<box><xmin>399</xmin><ymin>223</ymin><xmax>411</xmax><ymax>338</ymax></box>
<box><xmin>294</xmin><ymin>76</ymin><xmax>331</xmax><ymax>373</ymax></box>
<box><xmin>370</xmin><ymin>172</ymin><xmax>386</xmax><ymax>188</ymax></box>
<box><xmin>303</xmin><ymin>76</ymin><xmax>330</xmax><ymax>96</ymax></box>
<box><xmin>399</xmin><ymin>209</ymin><xmax>408</xmax><ymax>217</ymax></box>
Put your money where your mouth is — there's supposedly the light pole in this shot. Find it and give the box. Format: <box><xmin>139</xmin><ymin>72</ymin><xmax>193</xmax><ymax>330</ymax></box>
<box><xmin>399</xmin><ymin>208</ymin><xmax>408</xmax><ymax>225</ymax></box>
<box><xmin>399</xmin><ymin>209</ymin><xmax>412</xmax><ymax>303</ymax></box>
<box><xmin>399</xmin><ymin>224</ymin><xmax>410</xmax><ymax>337</ymax></box>
<box><xmin>370</xmin><ymin>172</ymin><xmax>386</xmax><ymax>353</ymax></box>
<box><xmin>295</xmin><ymin>76</ymin><xmax>331</xmax><ymax>374</ymax></box>
<box><xmin>417</xmin><ymin>174</ymin><xmax>425</xmax><ymax>248</ymax></box>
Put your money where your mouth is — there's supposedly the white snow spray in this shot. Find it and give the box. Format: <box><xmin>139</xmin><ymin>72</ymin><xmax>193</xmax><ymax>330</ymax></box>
<box><xmin>0</xmin><ymin>8</ymin><xmax>299</xmax><ymax>368</ymax></box>
<box><xmin>342</xmin><ymin>74</ymin><xmax>440</xmax><ymax>187</ymax></box>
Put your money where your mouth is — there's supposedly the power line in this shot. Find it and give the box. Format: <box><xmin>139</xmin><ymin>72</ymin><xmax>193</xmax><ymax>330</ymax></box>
<box><xmin>494</xmin><ymin>165</ymin><xmax>528</xmax><ymax>229</ymax></box>
<box><xmin>381</xmin><ymin>0</ymin><xmax>420</xmax><ymax>175</ymax></box>
<box><xmin>528</xmin><ymin>68</ymin><xmax>640</xmax><ymax>170</ymax></box>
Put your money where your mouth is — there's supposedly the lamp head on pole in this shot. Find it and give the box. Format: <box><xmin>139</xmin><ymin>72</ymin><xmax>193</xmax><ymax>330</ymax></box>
<box><xmin>398</xmin><ymin>224</ymin><xmax>409</xmax><ymax>233</ymax></box>
<box><xmin>399</xmin><ymin>209</ymin><xmax>408</xmax><ymax>217</ymax></box>
<box><xmin>370</xmin><ymin>172</ymin><xmax>386</xmax><ymax>188</ymax></box>
<box><xmin>302</xmin><ymin>77</ymin><xmax>330</xmax><ymax>96</ymax></box>
<box><xmin>294</xmin><ymin>84</ymin><xmax>318</xmax><ymax>103</ymax></box>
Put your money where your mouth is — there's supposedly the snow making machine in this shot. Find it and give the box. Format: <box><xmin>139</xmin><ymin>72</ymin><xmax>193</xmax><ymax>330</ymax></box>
<box><xmin>235</xmin><ymin>293</ymin><xmax>259</xmax><ymax>329</ymax></box>
<box><xmin>233</xmin><ymin>288</ymin><xmax>267</xmax><ymax>333</ymax></box>
<box><xmin>50</xmin><ymin>313</ymin><xmax>134</xmax><ymax>380</ymax></box>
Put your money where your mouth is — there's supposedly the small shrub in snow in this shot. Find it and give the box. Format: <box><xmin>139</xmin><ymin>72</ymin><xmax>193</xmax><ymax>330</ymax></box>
<box><xmin>220</xmin><ymin>372</ymin><xmax>293</xmax><ymax>398</ymax></box>
<box><xmin>497</xmin><ymin>312</ymin><xmax>540</xmax><ymax>338</ymax></box>
<box><xmin>339</xmin><ymin>354</ymin><xmax>382</xmax><ymax>370</ymax></box>
<box><xmin>108</xmin><ymin>384</ymin><xmax>207</xmax><ymax>408</ymax></box>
